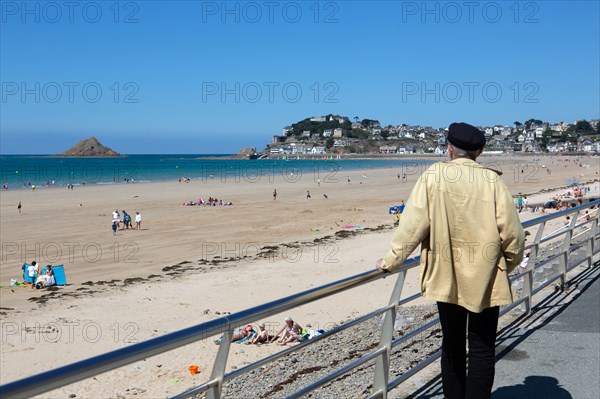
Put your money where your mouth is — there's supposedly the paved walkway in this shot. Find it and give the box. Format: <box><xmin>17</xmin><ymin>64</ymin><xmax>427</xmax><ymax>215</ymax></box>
<box><xmin>404</xmin><ymin>263</ymin><xmax>600</xmax><ymax>399</ymax></box>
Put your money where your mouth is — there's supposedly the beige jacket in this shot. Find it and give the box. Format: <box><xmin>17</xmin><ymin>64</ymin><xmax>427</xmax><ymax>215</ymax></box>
<box><xmin>382</xmin><ymin>158</ymin><xmax>525</xmax><ymax>313</ymax></box>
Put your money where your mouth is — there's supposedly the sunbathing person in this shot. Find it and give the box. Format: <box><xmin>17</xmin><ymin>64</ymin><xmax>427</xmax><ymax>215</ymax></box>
<box><xmin>270</xmin><ymin>316</ymin><xmax>303</xmax><ymax>345</ymax></box>
<box><xmin>44</xmin><ymin>265</ymin><xmax>56</xmax><ymax>287</ymax></box>
<box><xmin>214</xmin><ymin>324</ymin><xmax>255</xmax><ymax>345</ymax></box>
<box><xmin>246</xmin><ymin>323</ymin><xmax>269</xmax><ymax>345</ymax></box>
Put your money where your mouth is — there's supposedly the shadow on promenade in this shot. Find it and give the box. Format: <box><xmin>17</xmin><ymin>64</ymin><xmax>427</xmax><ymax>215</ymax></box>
<box><xmin>493</xmin><ymin>376</ymin><xmax>572</xmax><ymax>398</ymax></box>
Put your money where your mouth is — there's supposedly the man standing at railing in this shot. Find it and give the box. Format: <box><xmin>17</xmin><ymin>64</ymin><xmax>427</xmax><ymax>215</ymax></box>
<box><xmin>377</xmin><ymin>122</ymin><xmax>525</xmax><ymax>399</ymax></box>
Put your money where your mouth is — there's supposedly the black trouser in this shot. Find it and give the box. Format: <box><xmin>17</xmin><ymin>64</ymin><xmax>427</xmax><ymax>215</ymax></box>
<box><xmin>437</xmin><ymin>302</ymin><xmax>499</xmax><ymax>399</ymax></box>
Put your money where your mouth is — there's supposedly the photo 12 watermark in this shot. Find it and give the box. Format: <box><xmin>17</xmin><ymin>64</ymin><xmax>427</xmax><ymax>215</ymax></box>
<box><xmin>1</xmin><ymin>81</ymin><xmax>140</xmax><ymax>104</ymax></box>
<box><xmin>194</xmin><ymin>162</ymin><xmax>342</xmax><ymax>184</ymax></box>
<box><xmin>401</xmin><ymin>81</ymin><xmax>539</xmax><ymax>104</ymax></box>
<box><xmin>1</xmin><ymin>160</ymin><xmax>140</xmax><ymax>185</ymax></box>
<box><xmin>1</xmin><ymin>1</ymin><xmax>140</xmax><ymax>24</ymax></box>
<box><xmin>201</xmin><ymin>1</ymin><xmax>339</xmax><ymax>24</ymax></box>
<box><xmin>201</xmin><ymin>81</ymin><xmax>339</xmax><ymax>104</ymax></box>
<box><xmin>399</xmin><ymin>160</ymin><xmax>541</xmax><ymax>184</ymax></box>
<box><xmin>1</xmin><ymin>241</ymin><xmax>140</xmax><ymax>265</ymax></box>
<box><xmin>200</xmin><ymin>241</ymin><xmax>339</xmax><ymax>264</ymax></box>
<box><xmin>400</xmin><ymin>1</ymin><xmax>539</xmax><ymax>24</ymax></box>
<box><xmin>1</xmin><ymin>320</ymin><xmax>140</xmax><ymax>344</ymax></box>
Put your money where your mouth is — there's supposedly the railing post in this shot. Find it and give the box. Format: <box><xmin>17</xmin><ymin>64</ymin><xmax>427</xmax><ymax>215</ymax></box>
<box><xmin>522</xmin><ymin>270</ymin><xmax>533</xmax><ymax>314</ymax></box>
<box><xmin>560</xmin><ymin>210</ymin><xmax>580</xmax><ymax>287</ymax></box>
<box><xmin>207</xmin><ymin>328</ymin><xmax>233</xmax><ymax>398</ymax></box>
<box><xmin>589</xmin><ymin>214</ymin><xmax>598</xmax><ymax>268</ymax></box>
<box><xmin>373</xmin><ymin>269</ymin><xmax>407</xmax><ymax>398</ymax></box>
<box><xmin>523</xmin><ymin>221</ymin><xmax>545</xmax><ymax>313</ymax></box>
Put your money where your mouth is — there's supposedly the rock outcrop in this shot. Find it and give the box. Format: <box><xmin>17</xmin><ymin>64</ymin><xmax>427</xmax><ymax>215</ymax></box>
<box><xmin>61</xmin><ymin>137</ymin><xmax>122</xmax><ymax>157</ymax></box>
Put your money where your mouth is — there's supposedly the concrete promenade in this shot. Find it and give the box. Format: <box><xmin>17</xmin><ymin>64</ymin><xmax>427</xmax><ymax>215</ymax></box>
<box><xmin>404</xmin><ymin>262</ymin><xmax>600</xmax><ymax>399</ymax></box>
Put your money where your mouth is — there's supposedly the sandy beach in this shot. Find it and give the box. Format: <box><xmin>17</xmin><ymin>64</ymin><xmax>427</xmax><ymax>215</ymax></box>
<box><xmin>1</xmin><ymin>154</ymin><xmax>598</xmax><ymax>397</ymax></box>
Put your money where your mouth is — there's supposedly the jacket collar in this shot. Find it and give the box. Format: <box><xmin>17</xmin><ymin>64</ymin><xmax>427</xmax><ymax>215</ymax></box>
<box><xmin>448</xmin><ymin>157</ymin><xmax>503</xmax><ymax>175</ymax></box>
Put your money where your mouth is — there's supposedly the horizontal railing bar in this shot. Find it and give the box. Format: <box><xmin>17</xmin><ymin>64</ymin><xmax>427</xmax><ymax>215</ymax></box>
<box><xmin>391</xmin><ymin>317</ymin><xmax>440</xmax><ymax>349</ymax></box>
<box><xmin>0</xmin><ymin>261</ymin><xmax>418</xmax><ymax>399</ymax></box>
<box><xmin>398</xmin><ymin>292</ymin><xmax>422</xmax><ymax>306</ymax></box>
<box><xmin>521</xmin><ymin>200</ymin><xmax>599</xmax><ymax>228</ymax></box>
<box><xmin>169</xmin><ymin>378</ymin><xmax>217</xmax><ymax>399</ymax></box>
<box><xmin>385</xmin><ymin>350</ymin><xmax>442</xmax><ymax>394</ymax></box>
<box><xmin>500</xmin><ymin>297</ymin><xmax>528</xmax><ymax>316</ymax></box>
<box><xmin>286</xmin><ymin>347</ymin><xmax>387</xmax><ymax>399</ymax></box>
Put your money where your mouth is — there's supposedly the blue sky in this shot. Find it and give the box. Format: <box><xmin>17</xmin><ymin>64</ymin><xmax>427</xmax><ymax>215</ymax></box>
<box><xmin>1</xmin><ymin>0</ymin><xmax>599</xmax><ymax>154</ymax></box>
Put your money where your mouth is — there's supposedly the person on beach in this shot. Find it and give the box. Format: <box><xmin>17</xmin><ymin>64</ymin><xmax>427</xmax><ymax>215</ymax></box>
<box><xmin>112</xmin><ymin>221</ymin><xmax>118</xmax><ymax>235</ymax></box>
<box><xmin>270</xmin><ymin>316</ymin><xmax>303</xmax><ymax>345</ymax></box>
<box><xmin>26</xmin><ymin>261</ymin><xmax>40</xmax><ymax>289</ymax></box>
<box><xmin>17</xmin><ymin>201</ymin><xmax>21</xmax><ymax>214</ymax></box>
<box><xmin>306</xmin><ymin>190</ymin><xmax>311</xmax><ymax>199</ymax></box>
<box><xmin>135</xmin><ymin>212</ymin><xmax>142</xmax><ymax>230</ymax></box>
<box><xmin>122</xmin><ymin>210</ymin><xmax>132</xmax><ymax>229</ymax></box>
<box><xmin>214</xmin><ymin>324</ymin><xmax>255</xmax><ymax>345</ymax></box>
<box><xmin>376</xmin><ymin>122</ymin><xmax>524</xmax><ymax>399</ymax></box>
<box><xmin>246</xmin><ymin>323</ymin><xmax>269</xmax><ymax>345</ymax></box>
<box><xmin>273</xmin><ymin>189</ymin><xmax>277</xmax><ymax>201</ymax></box>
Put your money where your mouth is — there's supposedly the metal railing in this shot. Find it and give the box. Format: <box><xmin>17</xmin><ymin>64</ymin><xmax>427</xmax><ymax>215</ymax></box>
<box><xmin>1</xmin><ymin>200</ymin><xmax>599</xmax><ymax>399</ymax></box>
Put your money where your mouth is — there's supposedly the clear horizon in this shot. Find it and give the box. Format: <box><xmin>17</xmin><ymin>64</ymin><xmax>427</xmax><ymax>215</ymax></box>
<box><xmin>1</xmin><ymin>1</ymin><xmax>599</xmax><ymax>154</ymax></box>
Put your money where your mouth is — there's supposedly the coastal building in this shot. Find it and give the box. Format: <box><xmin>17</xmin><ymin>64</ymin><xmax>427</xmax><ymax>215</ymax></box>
<box><xmin>283</xmin><ymin>126</ymin><xmax>293</xmax><ymax>135</ymax></box>
<box><xmin>310</xmin><ymin>116</ymin><xmax>326</xmax><ymax>122</ymax></box>
<box><xmin>434</xmin><ymin>146</ymin><xmax>447</xmax><ymax>155</ymax></box>
<box><xmin>291</xmin><ymin>144</ymin><xmax>307</xmax><ymax>155</ymax></box>
<box><xmin>311</xmin><ymin>146</ymin><xmax>326</xmax><ymax>155</ymax></box>
<box><xmin>302</xmin><ymin>130</ymin><xmax>311</xmax><ymax>137</ymax></box>
<box><xmin>333</xmin><ymin>128</ymin><xmax>343</xmax><ymax>138</ymax></box>
<box><xmin>351</xmin><ymin>122</ymin><xmax>362</xmax><ymax>129</ymax></box>
<box><xmin>333</xmin><ymin>139</ymin><xmax>347</xmax><ymax>148</ymax></box>
<box><xmin>328</xmin><ymin>115</ymin><xmax>350</xmax><ymax>124</ymax></box>
<box><xmin>379</xmin><ymin>145</ymin><xmax>397</xmax><ymax>154</ymax></box>
<box><xmin>323</xmin><ymin>129</ymin><xmax>333</xmax><ymax>137</ymax></box>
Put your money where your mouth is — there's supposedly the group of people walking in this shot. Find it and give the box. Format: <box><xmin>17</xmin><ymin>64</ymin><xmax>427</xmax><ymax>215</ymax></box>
<box><xmin>112</xmin><ymin>209</ymin><xmax>142</xmax><ymax>234</ymax></box>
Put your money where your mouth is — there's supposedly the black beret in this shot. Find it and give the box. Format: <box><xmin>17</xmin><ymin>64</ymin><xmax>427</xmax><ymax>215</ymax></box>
<box><xmin>447</xmin><ymin>122</ymin><xmax>486</xmax><ymax>151</ymax></box>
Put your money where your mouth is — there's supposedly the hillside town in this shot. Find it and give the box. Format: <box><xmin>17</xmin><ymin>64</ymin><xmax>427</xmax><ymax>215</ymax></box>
<box><xmin>262</xmin><ymin>115</ymin><xmax>600</xmax><ymax>157</ymax></box>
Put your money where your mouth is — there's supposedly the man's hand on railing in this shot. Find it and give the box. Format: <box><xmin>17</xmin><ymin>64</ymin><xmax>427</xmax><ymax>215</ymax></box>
<box><xmin>375</xmin><ymin>258</ymin><xmax>390</xmax><ymax>273</ymax></box>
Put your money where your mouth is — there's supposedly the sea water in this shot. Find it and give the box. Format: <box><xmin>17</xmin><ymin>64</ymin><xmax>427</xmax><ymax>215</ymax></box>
<box><xmin>0</xmin><ymin>155</ymin><xmax>434</xmax><ymax>189</ymax></box>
